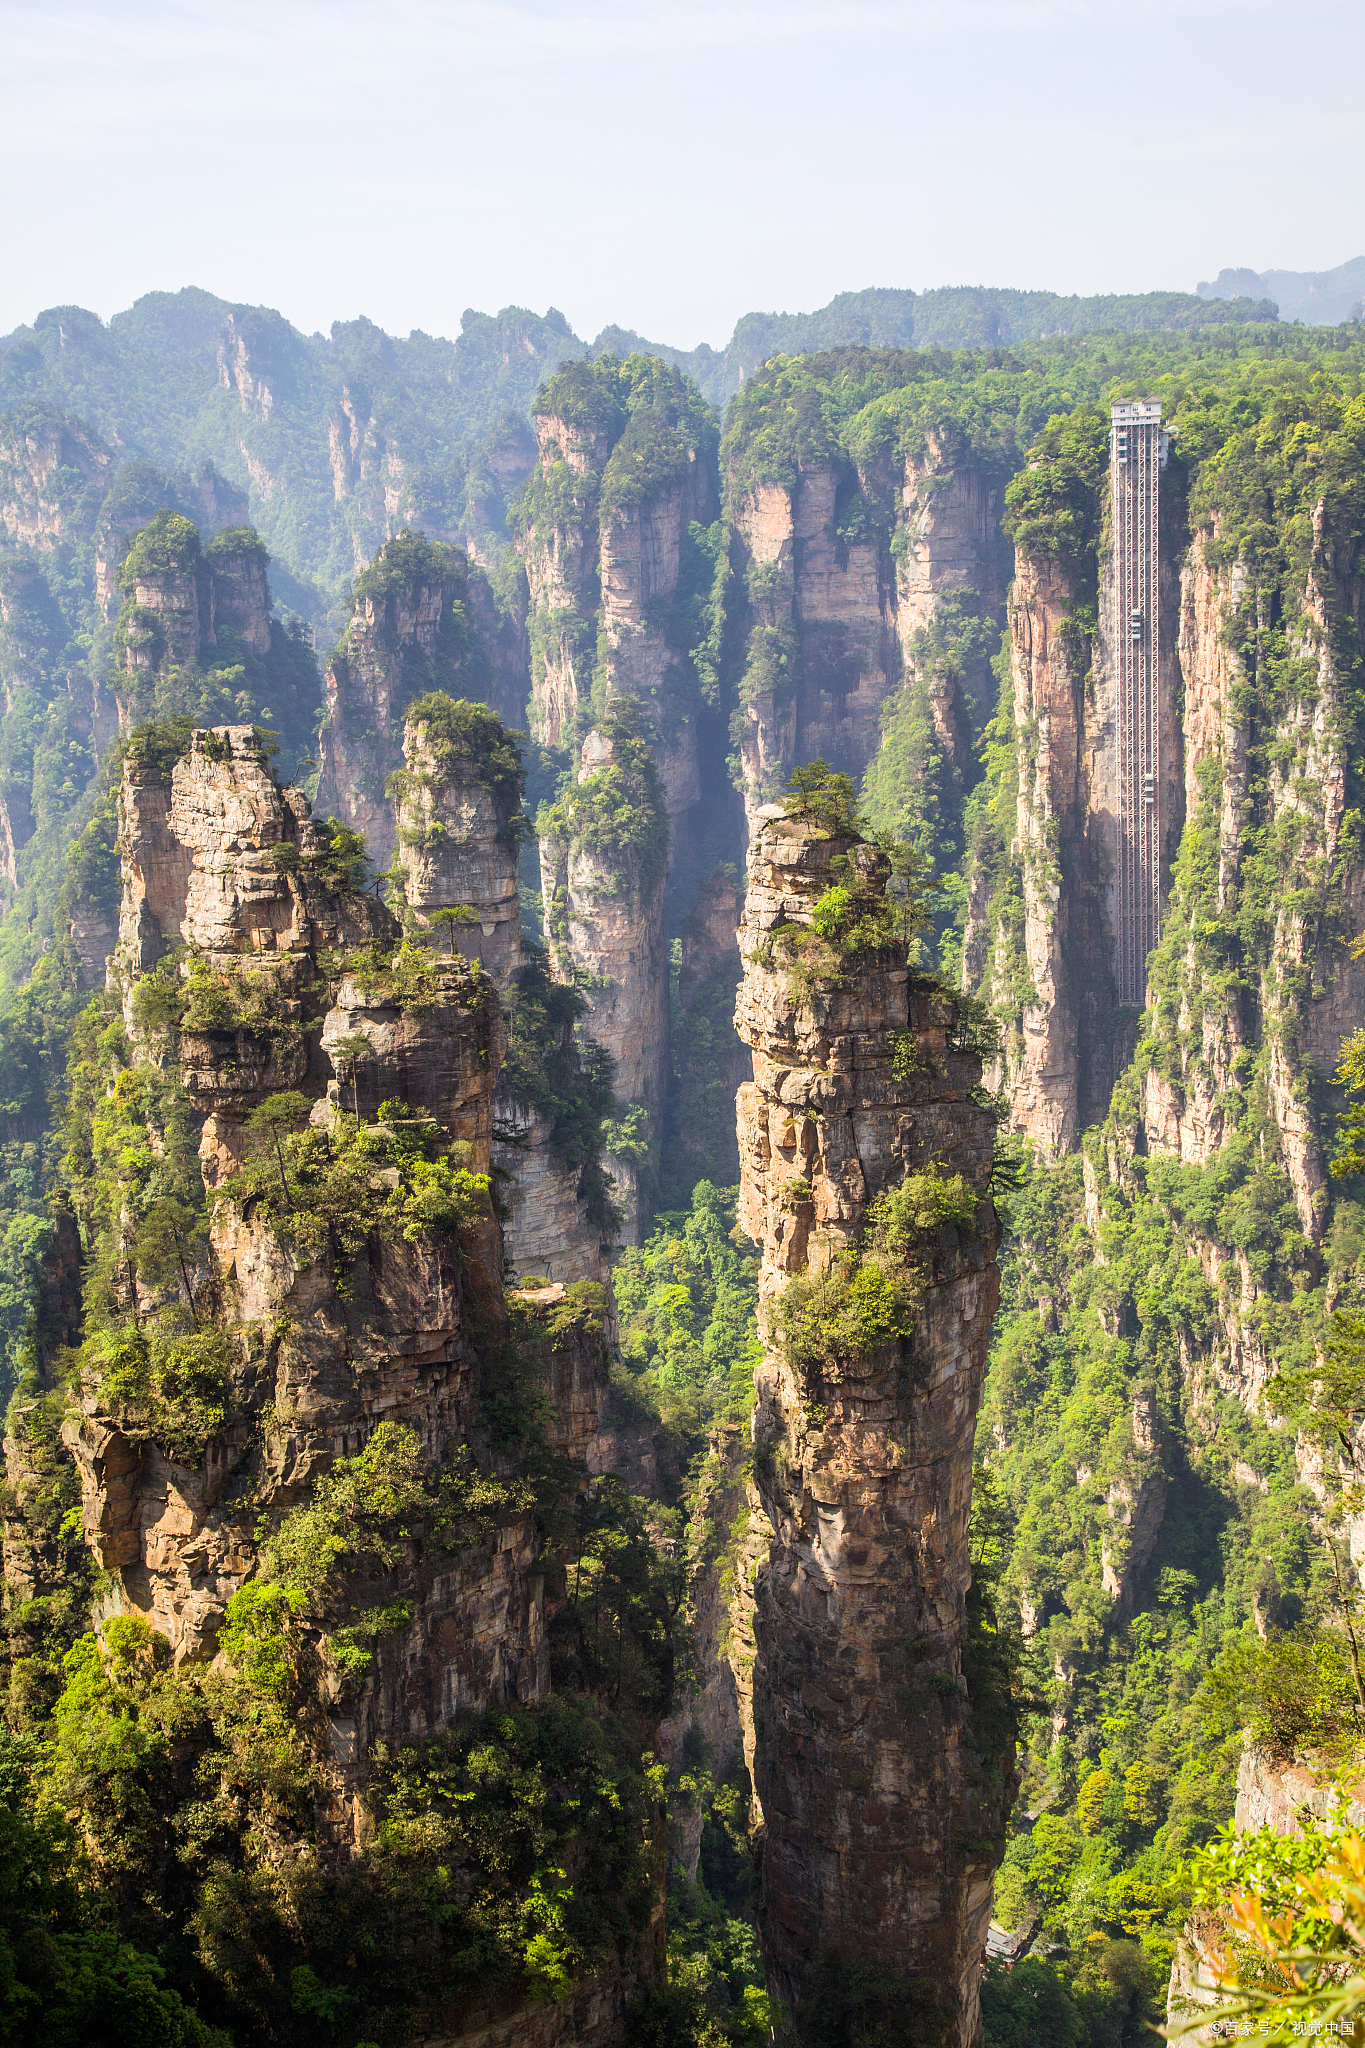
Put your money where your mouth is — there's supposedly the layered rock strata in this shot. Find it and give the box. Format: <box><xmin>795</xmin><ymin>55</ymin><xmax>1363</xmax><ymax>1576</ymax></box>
<box><xmin>1132</xmin><ymin>516</ymin><xmax>1365</xmax><ymax>1237</ymax></box>
<box><xmin>728</xmin><ymin>464</ymin><xmax>891</xmax><ymax>831</ymax></box>
<box><xmin>109</xmin><ymin>726</ymin><xmax>389</xmax><ymax>1008</ymax></box>
<box><xmin>968</xmin><ymin>549</ymin><xmax>1129</xmax><ymax>1155</ymax></box>
<box><xmin>493</xmin><ymin>1083</ymin><xmax>617</xmax><ymax>1289</ymax></box>
<box><xmin>731</xmin><ymin>808</ymin><xmax>1008</xmax><ymax>2046</ymax></box>
<box><xmin>0</xmin><ymin>408</ymin><xmax>112</xmax><ymax>554</ymax></box>
<box><xmin>727</xmin><ymin>434</ymin><xmax>1006</xmax><ymax>843</ymax></box>
<box><xmin>517</xmin><ymin>356</ymin><xmax>717</xmax><ymax>852</ymax></box>
<box><xmin>378</xmin><ymin>694</ymin><xmax>616</xmax><ymax>1289</ymax></box>
<box><xmin>391</xmin><ymin>697</ymin><xmax>522</xmax><ymax>986</ymax></box>
<box><xmin>114</xmin><ymin>513</ymin><xmax>276</xmax><ymax>711</ymax></box>
<box><xmin>968</xmin><ymin>482</ymin><xmax>1362</xmax><ymax>1185</ymax></box>
<box><xmin>24</xmin><ymin>724</ymin><xmax>658</xmax><ymax>2042</ymax></box>
<box><xmin>95</xmin><ymin>466</ymin><xmax>249</xmax><ymax>621</ymax></box>
<box><xmin>315</xmin><ymin>532</ymin><xmax>479</xmax><ymax>870</ymax></box>
<box><xmin>87</xmin><ymin>730</ymin><xmax>497</xmax><ymax>1659</ymax></box>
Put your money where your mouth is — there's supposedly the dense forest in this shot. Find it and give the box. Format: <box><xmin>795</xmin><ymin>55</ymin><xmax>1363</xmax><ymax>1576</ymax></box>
<box><xmin>2</xmin><ymin>286</ymin><xmax>1365</xmax><ymax>2047</ymax></box>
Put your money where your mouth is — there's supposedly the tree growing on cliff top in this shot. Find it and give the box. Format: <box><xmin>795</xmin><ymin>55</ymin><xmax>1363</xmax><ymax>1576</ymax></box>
<box><xmin>537</xmin><ymin>703</ymin><xmax>669</xmax><ymax>892</ymax></box>
<box><xmin>396</xmin><ymin>691</ymin><xmax>526</xmax><ymax>847</ymax></box>
<box><xmin>782</xmin><ymin>759</ymin><xmax>861</xmax><ymax>835</ymax></box>
<box><xmin>778</xmin><ymin>761</ymin><xmax>930</xmax><ymax>969</ymax></box>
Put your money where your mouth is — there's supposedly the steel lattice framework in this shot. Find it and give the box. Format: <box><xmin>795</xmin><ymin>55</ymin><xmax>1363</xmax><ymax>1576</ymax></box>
<box><xmin>1111</xmin><ymin>401</ymin><xmax>1166</xmax><ymax>1005</ymax></box>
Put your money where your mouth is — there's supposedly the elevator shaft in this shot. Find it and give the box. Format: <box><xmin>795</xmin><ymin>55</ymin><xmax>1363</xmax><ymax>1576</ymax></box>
<box><xmin>1111</xmin><ymin>400</ymin><xmax>1166</xmax><ymax>1006</ymax></box>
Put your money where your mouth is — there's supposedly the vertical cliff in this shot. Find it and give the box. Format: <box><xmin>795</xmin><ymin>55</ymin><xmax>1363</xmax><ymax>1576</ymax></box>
<box><xmin>106</xmin><ymin>506</ymin><xmax>320</xmax><ymax>772</ymax></box>
<box><xmin>511</xmin><ymin>352</ymin><xmax>747</xmax><ymax>1234</ymax></box>
<box><xmin>1125</xmin><ymin>499</ymin><xmax>1365</xmax><ymax>1240</ymax></box>
<box><xmin>968</xmin><ymin>371</ymin><xmax>1365</xmax><ymax>2013</ymax></box>
<box><xmin>114</xmin><ymin>515</ymin><xmax>275</xmax><ymax>685</ymax></box>
<box><xmin>384</xmin><ymin>688</ymin><xmax>618</xmax><ymax>1286</ymax></box>
<box><xmin>493</xmin><ymin>944</ymin><xmax>622</xmax><ymax>1290</ymax></box>
<box><xmin>315</xmin><ymin>530</ymin><xmax>489</xmax><ymax>870</ymax></box>
<box><xmin>390</xmin><ymin>691</ymin><xmax>524</xmax><ymax>986</ymax></box>
<box><xmin>730</xmin><ymin>800</ymin><xmax>1008</xmax><ymax>2045</ymax></box>
<box><xmin>538</xmin><ymin>712</ymin><xmax>670</xmax><ymax>1241</ymax></box>
<box><xmin>725</xmin><ymin>448</ymin><xmax>895</xmax><ymax>836</ymax></box>
<box><xmin>722</xmin><ymin>368</ymin><xmax>1010</xmax><ymax>905</ymax></box>
<box><xmin>1</xmin><ymin>719</ymin><xmax>671</xmax><ymax>2047</ymax></box>
<box><xmin>959</xmin><ymin>405</ymin><xmax>1188</xmax><ymax>1155</ymax></box>
<box><xmin>515</xmin><ymin>354</ymin><xmax>720</xmax><ymax>857</ymax></box>
<box><xmin>960</xmin><ymin>389</ymin><xmax>1365</xmax><ymax>1193</ymax></box>
<box><xmin>980</xmin><ymin>543</ymin><xmax>1109</xmax><ymax>1157</ymax></box>
<box><xmin>114</xmin><ymin>509</ymin><xmax>214</xmax><ymax>683</ymax></box>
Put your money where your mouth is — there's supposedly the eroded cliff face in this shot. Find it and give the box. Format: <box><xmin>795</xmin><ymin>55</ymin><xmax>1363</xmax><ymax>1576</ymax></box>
<box><xmin>730</xmin><ymin>808</ymin><xmax>1008</xmax><ymax>2046</ymax></box>
<box><xmin>392</xmin><ymin>697</ymin><xmax>523</xmax><ymax>987</ymax></box>
<box><xmin>597</xmin><ymin>440</ymin><xmax>714</xmax><ymax>830</ymax></box>
<box><xmin>0</xmin><ymin>419</ymin><xmax>159</xmax><ymax>954</ymax></box>
<box><xmin>14</xmin><ymin>721</ymin><xmax>665</xmax><ymax>2044</ymax></box>
<box><xmin>971</xmin><ymin>549</ymin><xmax>1127</xmax><ymax>1156</ymax></box>
<box><xmin>0</xmin><ymin>408</ymin><xmax>112</xmax><ymax>552</ymax></box>
<box><xmin>895</xmin><ymin>441</ymin><xmax>1004</xmax><ymax>669</ymax></box>
<box><xmin>728</xmin><ymin>465</ymin><xmax>892</xmax><ymax>834</ymax></box>
<box><xmin>84</xmin><ymin>730</ymin><xmax>499</xmax><ymax>1663</ymax></box>
<box><xmin>493</xmin><ymin>1083</ymin><xmax>618</xmax><ymax>1289</ymax></box>
<box><xmin>519</xmin><ymin>404</ymin><xmax>601</xmax><ymax>747</ymax></box>
<box><xmin>368</xmin><ymin>694</ymin><xmax>616</xmax><ymax>1290</ymax></box>
<box><xmin>728</xmin><ymin>435</ymin><xmax>1007</xmax><ymax>847</ymax></box>
<box><xmin>384</xmin><ymin>695</ymin><xmax>617</xmax><ymax>1288</ymax></box>
<box><xmin>323</xmin><ymin>379</ymin><xmax>534</xmax><ymax>596</ymax></box>
<box><xmin>315</xmin><ymin>532</ymin><xmax>482</xmax><ymax>870</ymax></box>
<box><xmin>516</xmin><ymin>356</ymin><xmax>719</xmax><ymax>857</ymax></box>
<box><xmin>963</xmin><ymin>503</ymin><xmax>1189</xmax><ymax>1159</ymax></box>
<box><xmin>92</xmin><ymin>462</ymin><xmax>251</xmax><ymax>621</ymax></box>
<box><xmin>968</xmin><ymin>473</ymin><xmax>1364</xmax><ymax>1199</ymax></box>
<box><xmin>1129</xmin><ymin>515</ymin><xmax>1365</xmax><ymax>1239</ymax></box>
<box><xmin>111</xmin><ymin>511</ymin><xmax>265</xmax><ymax>681</ymax></box>
<box><xmin>539</xmin><ymin>721</ymin><xmax>670</xmax><ymax>1242</ymax></box>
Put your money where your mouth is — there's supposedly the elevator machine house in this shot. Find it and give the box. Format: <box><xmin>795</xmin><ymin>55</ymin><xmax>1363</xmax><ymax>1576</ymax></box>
<box><xmin>1111</xmin><ymin>399</ymin><xmax>1169</xmax><ymax>1005</ymax></box>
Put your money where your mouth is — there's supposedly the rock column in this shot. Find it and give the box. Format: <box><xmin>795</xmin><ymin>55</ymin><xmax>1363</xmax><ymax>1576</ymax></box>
<box><xmin>539</xmin><ymin>722</ymin><xmax>669</xmax><ymax>1242</ymax></box>
<box><xmin>315</xmin><ymin>534</ymin><xmax>471</xmax><ymax>869</ymax></box>
<box><xmin>732</xmin><ymin>809</ymin><xmax>1008</xmax><ymax>2047</ymax></box>
<box><xmin>392</xmin><ymin>697</ymin><xmax>523</xmax><ymax>987</ymax></box>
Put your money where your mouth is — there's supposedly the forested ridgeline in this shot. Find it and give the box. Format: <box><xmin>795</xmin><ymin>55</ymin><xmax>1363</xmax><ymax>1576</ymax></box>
<box><xmin>0</xmin><ymin>283</ymin><xmax>1276</xmax><ymax>600</ymax></box>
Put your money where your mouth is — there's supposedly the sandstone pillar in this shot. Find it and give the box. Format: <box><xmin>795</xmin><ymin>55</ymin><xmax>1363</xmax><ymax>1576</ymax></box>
<box><xmin>732</xmin><ymin>805</ymin><xmax>1010</xmax><ymax>2046</ymax></box>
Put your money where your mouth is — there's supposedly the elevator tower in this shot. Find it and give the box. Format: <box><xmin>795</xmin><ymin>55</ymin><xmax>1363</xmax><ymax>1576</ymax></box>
<box><xmin>1111</xmin><ymin>400</ymin><xmax>1168</xmax><ymax>1005</ymax></box>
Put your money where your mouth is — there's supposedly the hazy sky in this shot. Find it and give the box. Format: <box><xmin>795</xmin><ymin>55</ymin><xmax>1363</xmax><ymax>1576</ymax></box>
<box><xmin>3</xmin><ymin>0</ymin><xmax>1363</xmax><ymax>347</ymax></box>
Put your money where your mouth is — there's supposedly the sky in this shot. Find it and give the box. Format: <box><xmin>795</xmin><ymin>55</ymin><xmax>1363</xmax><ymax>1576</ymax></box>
<box><xmin>3</xmin><ymin>0</ymin><xmax>1363</xmax><ymax>349</ymax></box>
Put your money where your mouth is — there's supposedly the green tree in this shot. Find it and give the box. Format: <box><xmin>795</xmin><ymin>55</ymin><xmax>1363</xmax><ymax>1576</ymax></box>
<box><xmin>427</xmin><ymin>903</ymin><xmax>480</xmax><ymax>955</ymax></box>
<box><xmin>782</xmin><ymin>760</ymin><xmax>860</xmax><ymax>835</ymax></box>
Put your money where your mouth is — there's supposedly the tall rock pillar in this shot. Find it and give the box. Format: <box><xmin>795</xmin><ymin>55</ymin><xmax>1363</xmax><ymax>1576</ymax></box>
<box><xmin>391</xmin><ymin>693</ymin><xmax>523</xmax><ymax>987</ymax></box>
<box><xmin>516</xmin><ymin>354</ymin><xmax>718</xmax><ymax>857</ymax></box>
<box><xmin>538</xmin><ymin>715</ymin><xmax>669</xmax><ymax>1242</ymax></box>
<box><xmin>315</xmin><ymin>533</ymin><xmax>477</xmax><ymax>871</ymax></box>
<box><xmin>732</xmin><ymin>805</ymin><xmax>1009</xmax><ymax>2046</ymax></box>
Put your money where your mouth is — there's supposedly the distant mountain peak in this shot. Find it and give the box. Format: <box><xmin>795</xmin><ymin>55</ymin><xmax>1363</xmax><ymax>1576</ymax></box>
<box><xmin>1197</xmin><ymin>256</ymin><xmax>1365</xmax><ymax>324</ymax></box>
